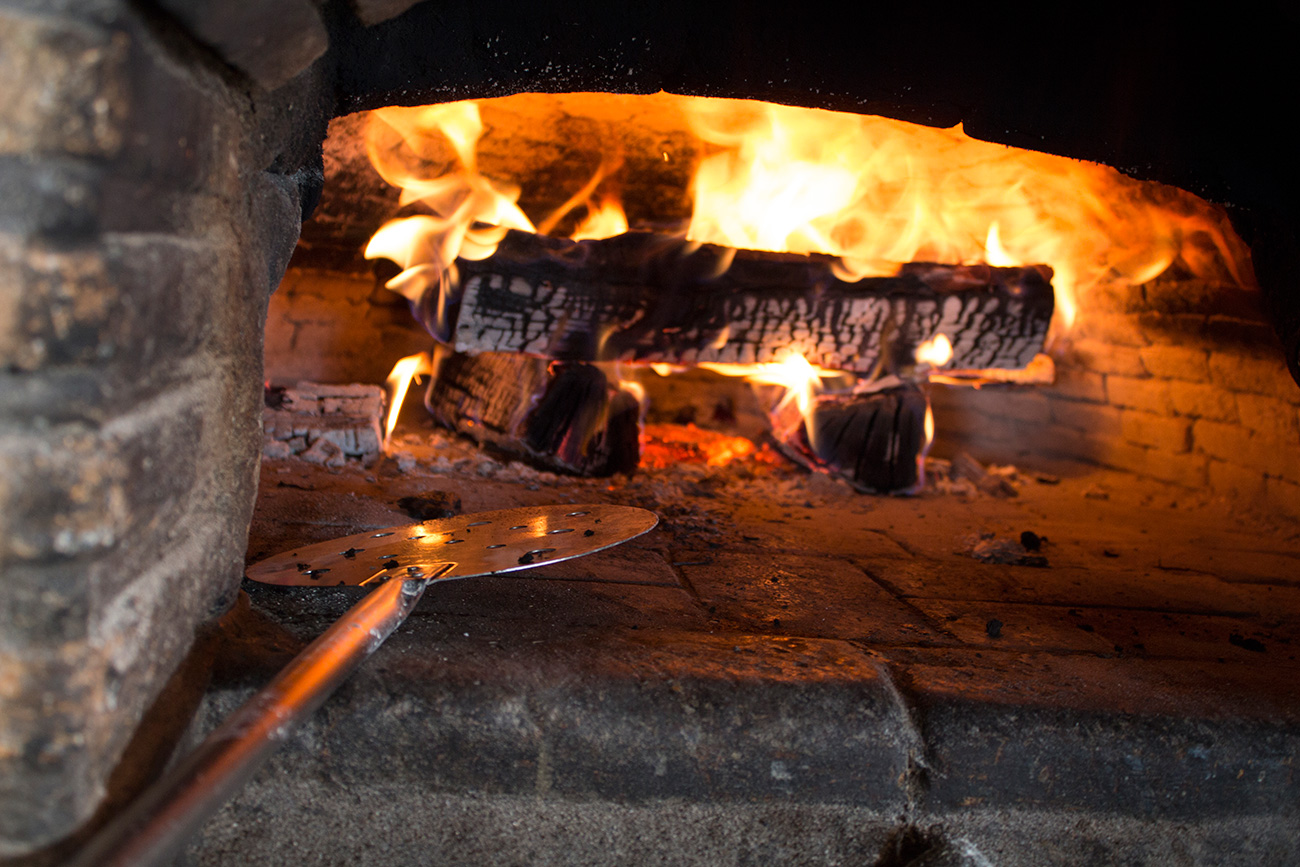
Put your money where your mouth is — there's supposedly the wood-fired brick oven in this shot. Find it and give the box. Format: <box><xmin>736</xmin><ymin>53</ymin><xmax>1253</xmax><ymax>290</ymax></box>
<box><xmin>1</xmin><ymin>0</ymin><xmax>1297</xmax><ymax>858</ymax></box>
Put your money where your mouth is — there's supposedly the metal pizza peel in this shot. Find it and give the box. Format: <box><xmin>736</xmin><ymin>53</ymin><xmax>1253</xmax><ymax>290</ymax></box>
<box><xmin>76</xmin><ymin>504</ymin><xmax>658</xmax><ymax>867</ymax></box>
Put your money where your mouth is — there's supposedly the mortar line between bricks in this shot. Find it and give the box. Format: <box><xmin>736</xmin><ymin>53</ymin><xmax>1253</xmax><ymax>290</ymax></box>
<box><xmin>861</xmin><ymin>653</ymin><xmax>931</xmax><ymax>819</ymax></box>
<box><xmin>662</xmin><ymin>548</ymin><xmax>708</xmax><ymax>607</ymax></box>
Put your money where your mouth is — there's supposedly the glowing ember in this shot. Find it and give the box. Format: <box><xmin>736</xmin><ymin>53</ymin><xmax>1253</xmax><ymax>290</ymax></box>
<box><xmin>384</xmin><ymin>352</ymin><xmax>434</xmax><ymax>444</ymax></box>
<box><xmin>640</xmin><ymin>424</ymin><xmax>766</xmax><ymax>469</ymax></box>
<box><xmin>914</xmin><ymin>333</ymin><xmax>954</xmax><ymax>369</ymax></box>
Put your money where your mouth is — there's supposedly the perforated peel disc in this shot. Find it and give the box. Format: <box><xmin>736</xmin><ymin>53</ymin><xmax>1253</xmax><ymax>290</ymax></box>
<box><xmin>246</xmin><ymin>504</ymin><xmax>659</xmax><ymax>587</ymax></box>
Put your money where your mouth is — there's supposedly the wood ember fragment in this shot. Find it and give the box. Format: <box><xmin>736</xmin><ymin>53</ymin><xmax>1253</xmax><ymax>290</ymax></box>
<box><xmin>425</xmin><ymin>351</ymin><xmax>640</xmax><ymax>476</ymax></box>
<box><xmin>443</xmin><ymin>230</ymin><xmax>1054</xmax><ymax>374</ymax></box>
<box><xmin>263</xmin><ymin>382</ymin><xmax>385</xmax><ymax>463</ymax></box>
<box><xmin>773</xmin><ymin>385</ymin><xmax>928</xmax><ymax>494</ymax></box>
<box><xmin>960</xmin><ymin>532</ymin><xmax>1049</xmax><ymax>567</ymax></box>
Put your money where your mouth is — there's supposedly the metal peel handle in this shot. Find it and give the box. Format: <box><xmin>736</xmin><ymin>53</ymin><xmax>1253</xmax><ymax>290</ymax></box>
<box><xmin>70</xmin><ymin>573</ymin><xmax>434</xmax><ymax>867</ymax></box>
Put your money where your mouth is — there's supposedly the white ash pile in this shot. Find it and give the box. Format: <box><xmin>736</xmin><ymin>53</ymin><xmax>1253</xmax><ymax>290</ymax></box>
<box><xmin>263</xmin><ymin>383</ymin><xmax>384</xmax><ymax>466</ymax></box>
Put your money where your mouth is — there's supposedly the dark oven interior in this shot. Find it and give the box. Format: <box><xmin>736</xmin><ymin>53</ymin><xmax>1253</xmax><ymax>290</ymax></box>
<box><xmin>3</xmin><ymin>1</ymin><xmax>1299</xmax><ymax>863</ymax></box>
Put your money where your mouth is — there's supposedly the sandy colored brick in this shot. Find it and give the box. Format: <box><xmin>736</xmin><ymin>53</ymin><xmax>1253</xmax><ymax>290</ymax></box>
<box><xmin>1168</xmin><ymin>380</ymin><xmax>1238</xmax><ymax>422</ymax></box>
<box><xmin>1235</xmin><ymin>393</ymin><xmax>1300</xmax><ymax>446</ymax></box>
<box><xmin>1209</xmin><ymin>351</ymin><xmax>1300</xmax><ymax>400</ymax></box>
<box><xmin>1068</xmin><ymin>339</ymin><xmax>1146</xmax><ymax>377</ymax></box>
<box><xmin>1105</xmin><ymin>375</ymin><xmax>1172</xmax><ymax>414</ymax></box>
<box><xmin>1265</xmin><ymin>477</ymin><xmax>1300</xmax><ymax>519</ymax></box>
<box><xmin>1120</xmin><ymin>410</ymin><xmax>1190</xmax><ymax>453</ymax></box>
<box><xmin>1138</xmin><ymin>345</ymin><xmax>1210</xmax><ymax>382</ymax></box>
<box><xmin>1052</xmin><ymin>366</ymin><xmax>1108</xmax><ymax>402</ymax></box>
<box><xmin>0</xmin><ymin>12</ymin><xmax>128</xmax><ymax>158</ymax></box>
<box><xmin>1194</xmin><ymin>420</ymin><xmax>1300</xmax><ymax>480</ymax></box>
<box><xmin>1030</xmin><ymin>423</ymin><xmax>1109</xmax><ymax>462</ymax></box>
<box><xmin>1207</xmin><ymin>460</ymin><xmax>1267</xmax><ymax>502</ymax></box>
<box><xmin>1103</xmin><ymin>441</ymin><xmax>1208</xmax><ymax>488</ymax></box>
<box><xmin>1073</xmin><ymin>312</ymin><xmax>1148</xmax><ymax>348</ymax></box>
<box><xmin>984</xmin><ymin>390</ymin><xmax>1051</xmax><ymax>425</ymax></box>
<box><xmin>1048</xmin><ymin>398</ymin><xmax>1121</xmax><ymax>436</ymax></box>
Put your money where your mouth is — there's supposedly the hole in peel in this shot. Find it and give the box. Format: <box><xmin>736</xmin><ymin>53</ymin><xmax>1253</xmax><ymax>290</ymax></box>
<box><xmin>408</xmin><ymin>535</ymin><xmax>426</xmax><ymax>540</ymax></box>
<box><xmin>567</xmin><ymin>511</ymin><xmax>589</xmax><ymax>516</ymax></box>
<box><xmin>372</xmin><ymin>532</ymin><xmax>394</xmax><ymax>538</ymax></box>
<box><xmin>547</xmin><ymin>528</ymin><xmax>575</xmax><ymax>535</ymax></box>
<box><xmin>446</xmin><ymin>539</ymin><xmax>465</xmax><ymax>545</ymax></box>
<box><xmin>486</xmin><ymin>543</ymin><xmax>505</xmax><ymax>549</ymax></box>
<box><xmin>467</xmin><ymin>521</ymin><xmax>491</xmax><ymax>527</ymax></box>
<box><xmin>509</xmin><ymin>525</ymin><xmax>527</xmax><ymax>530</ymax></box>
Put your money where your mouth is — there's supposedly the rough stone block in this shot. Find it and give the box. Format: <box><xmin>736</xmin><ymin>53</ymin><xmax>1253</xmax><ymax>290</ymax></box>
<box><xmin>1265</xmin><ymin>478</ymin><xmax>1300</xmax><ymax>519</ymax></box>
<box><xmin>905</xmin><ymin>652</ymin><xmax>1300</xmax><ymax>818</ymax></box>
<box><xmin>1139</xmin><ymin>344</ymin><xmax>1210</xmax><ymax>381</ymax></box>
<box><xmin>1209</xmin><ymin>351</ymin><xmax>1300</xmax><ymax>400</ymax></box>
<box><xmin>155</xmin><ymin>0</ymin><xmax>328</xmax><ymax>90</ymax></box>
<box><xmin>0</xmin><ymin>9</ymin><xmax>128</xmax><ymax>158</ymax></box>
<box><xmin>1050</xmin><ymin>365</ymin><xmax>1108</xmax><ymax>402</ymax></box>
<box><xmin>0</xmin><ymin>155</ymin><xmax>103</xmax><ymax>239</ymax></box>
<box><xmin>1207</xmin><ymin>460</ymin><xmax>1267</xmax><ymax>503</ymax></box>
<box><xmin>0</xmin><ymin>519</ymin><xmax>244</xmax><ymax>856</ymax></box>
<box><xmin>985</xmin><ymin>389</ymin><xmax>1051</xmax><ymax>424</ymax></box>
<box><xmin>0</xmin><ymin>233</ymin><xmax>219</xmax><ymax>387</ymax></box>
<box><xmin>1194</xmin><ymin>420</ymin><xmax>1300</xmax><ymax>480</ymax></box>
<box><xmin>1068</xmin><ymin>338</ymin><xmax>1146</xmax><ymax>377</ymax></box>
<box><xmin>1235</xmin><ymin>393</ymin><xmax>1300</xmax><ymax>446</ymax></box>
<box><xmin>676</xmin><ymin>553</ymin><xmax>948</xmax><ymax>644</ymax></box>
<box><xmin>1105</xmin><ymin>375</ymin><xmax>1173</xmax><ymax>414</ymax></box>
<box><xmin>1168</xmin><ymin>380</ymin><xmax>1239</xmax><ymax>422</ymax></box>
<box><xmin>1048</xmin><ymin>398</ymin><xmax>1121</xmax><ymax>436</ymax></box>
<box><xmin>1073</xmin><ymin>312</ymin><xmax>1147</xmax><ymax>348</ymax></box>
<box><xmin>1120</xmin><ymin>409</ymin><xmax>1190</xmax><ymax>453</ymax></box>
<box><xmin>1105</xmin><ymin>441</ymin><xmax>1208</xmax><ymax>488</ymax></box>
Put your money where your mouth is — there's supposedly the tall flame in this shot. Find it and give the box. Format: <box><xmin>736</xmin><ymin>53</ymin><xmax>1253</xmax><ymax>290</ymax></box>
<box><xmin>364</xmin><ymin>102</ymin><xmax>535</xmax><ymax>308</ymax></box>
<box><xmin>384</xmin><ymin>352</ymin><xmax>435</xmax><ymax>445</ymax></box>
<box><xmin>681</xmin><ymin>97</ymin><xmax>1250</xmax><ymax>329</ymax></box>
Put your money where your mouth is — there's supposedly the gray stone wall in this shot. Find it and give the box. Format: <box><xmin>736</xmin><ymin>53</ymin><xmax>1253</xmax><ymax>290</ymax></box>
<box><xmin>0</xmin><ymin>1</ymin><xmax>321</xmax><ymax>854</ymax></box>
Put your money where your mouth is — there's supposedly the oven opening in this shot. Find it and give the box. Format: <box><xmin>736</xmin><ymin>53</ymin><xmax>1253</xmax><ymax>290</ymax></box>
<box><xmin>5</xmin><ymin>3</ymin><xmax>1298</xmax><ymax>864</ymax></box>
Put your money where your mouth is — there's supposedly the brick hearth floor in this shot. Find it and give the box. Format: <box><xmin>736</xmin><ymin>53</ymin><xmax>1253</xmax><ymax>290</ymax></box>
<box><xmin>177</xmin><ymin>425</ymin><xmax>1299</xmax><ymax>866</ymax></box>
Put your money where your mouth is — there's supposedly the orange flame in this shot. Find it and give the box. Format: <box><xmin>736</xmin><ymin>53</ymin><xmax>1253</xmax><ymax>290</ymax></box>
<box><xmin>361</xmin><ymin>92</ymin><xmax>1252</xmax><ymax>347</ymax></box>
<box><xmin>681</xmin><ymin>97</ymin><xmax>1250</xmax><ymax>331</ymax></box>
<box><xmin>571</xmin><ymin>196</ymin><xmax>630</xmax><ymax>241</ymax></box>
<box><xmin>384</xmin><ymin>352</ymin><xmax>434</xmax><ymax>444</ymax></box>
<box><xmin>364</xmin><ymin>102</ymin><xmax>535</xmax><ymax>307</ymax></box>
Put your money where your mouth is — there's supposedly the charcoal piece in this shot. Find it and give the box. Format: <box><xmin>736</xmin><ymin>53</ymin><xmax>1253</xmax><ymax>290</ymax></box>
<box><xmin>442</xmin><ymin>230</ymin><xmax>1054</xmax><ymax>374</ymax></box>
<box><xmin>775</xmin><ymin>386</ymin><xmax>928</xmax><ymax>494</ymax></box>
<box><xmin>425</xmin><ymin>351</ymin><xmax>640</xmax><ymax>476</ymax></box>
<box><xmin>396</xmin><ymin>490</ymin><xmax>462</xmax><ymax>521</ymax></box>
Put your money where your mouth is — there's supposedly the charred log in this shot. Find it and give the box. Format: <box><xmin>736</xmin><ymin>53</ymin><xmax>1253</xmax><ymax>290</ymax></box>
<box><xmin>776</xmin><ymin>386</ymin><xmax>929</xmax><ymax>494</ymax></box>
<box><xmin>438</xmin><ymin>230</ymin><xmax>1054</xmax><ymax>374</ymax></box>
<box><xmin>425</xmin><ymin>351</ymin><xmax>640</xmax><ymax>476</ymax></box>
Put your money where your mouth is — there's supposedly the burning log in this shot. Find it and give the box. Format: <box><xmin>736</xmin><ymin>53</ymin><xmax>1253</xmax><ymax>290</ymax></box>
<box><xmin>772</xmin><ymin>385</ymin><xmax>930</xmax><ymax>494</ymax></box>
<box><xmin>424</xmin><ymin>351</ymin><xmax>640</xmax><ymax>476</ymax></box>
<box><xmin>438</xmin><ymin>230</ymin><xmax>1054</xmax><ymax>374</ymax></box>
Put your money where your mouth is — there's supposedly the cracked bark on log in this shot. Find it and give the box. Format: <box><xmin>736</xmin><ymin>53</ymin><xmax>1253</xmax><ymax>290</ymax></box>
<box><xmin>439</xmin><ymin>230</ymin><xmax>1054</xmax><ymax>374</ymax></box>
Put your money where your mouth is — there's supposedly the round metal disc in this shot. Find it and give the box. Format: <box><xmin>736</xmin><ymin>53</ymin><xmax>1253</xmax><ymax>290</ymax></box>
<box><xmin>246</xmin><ymin>504</ymin><xmax>658</xmax><ymax>587</ymax></box>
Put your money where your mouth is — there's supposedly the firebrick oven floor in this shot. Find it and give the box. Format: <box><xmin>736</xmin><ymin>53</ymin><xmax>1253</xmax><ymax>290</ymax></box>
<box><xmin>179</xmin><ymin>421</ymin><xmax>1300</xmax><ymax>866</ymax></box>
